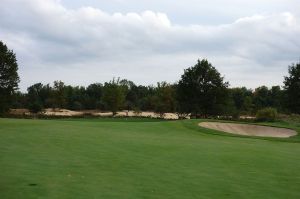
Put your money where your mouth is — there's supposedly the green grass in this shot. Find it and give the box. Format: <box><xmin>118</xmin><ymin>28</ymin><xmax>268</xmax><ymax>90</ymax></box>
<box><xmin>0</xmin><ymin>118</ymin><xmax>300</xmax><ymax>199</ymax></box>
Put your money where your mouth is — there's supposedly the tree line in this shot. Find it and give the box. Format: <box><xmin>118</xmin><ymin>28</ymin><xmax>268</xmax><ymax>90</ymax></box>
<box><xmin>1</xmin><ymin>41</ymin><xmax>300</xmax><ymax>117</ymax></box>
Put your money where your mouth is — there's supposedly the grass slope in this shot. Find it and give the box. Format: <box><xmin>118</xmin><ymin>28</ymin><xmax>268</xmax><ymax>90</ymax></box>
<box><xmin>0</xmin><ymin>118</ymin><xmax>300</xmax><ymax>199</ymax></box>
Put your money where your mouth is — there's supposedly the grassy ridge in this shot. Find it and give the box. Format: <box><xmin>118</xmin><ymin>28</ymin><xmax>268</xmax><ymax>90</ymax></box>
<box><xmin>0</xmin><ymin>118</ymin><xmax>300</xmax><ymax>198</ymax></box>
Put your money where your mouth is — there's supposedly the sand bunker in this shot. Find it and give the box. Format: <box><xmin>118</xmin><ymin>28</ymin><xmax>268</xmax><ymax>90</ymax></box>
<box><xmin>199</xmin><ymin>122</ymin><xmax>297</xmax><ymax>138</ymax></box>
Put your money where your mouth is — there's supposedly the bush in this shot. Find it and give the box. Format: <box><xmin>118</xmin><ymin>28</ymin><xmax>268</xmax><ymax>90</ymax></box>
<box><xmin>72</xmin><ymin>101</ymin><xmax>82</xmax><ymax>110</ymax></box>
<box><xmin>256</xmin><ymin>107</ymin><xmax>278</xmax><ymax>122</ymax></box>
<box><xmin>133</xmin><ymin>107</ymin><xmax>141</xmax><ymax>116</ymax></box>
<box><xmin>29</xmin><ymin>102</ymin><xmax>43</xmax><ymax>113</ymax></box>
<box><xmin>278</xmin><ymin>113</ymin><xmax>300</xmax><ymax>123</ymax></box>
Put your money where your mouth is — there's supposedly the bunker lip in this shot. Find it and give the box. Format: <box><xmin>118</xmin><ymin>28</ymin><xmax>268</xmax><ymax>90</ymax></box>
<box><xmin>198</xmin><ymin>122</ymin><xmax>298</xmax><ymax>138</ymax></box>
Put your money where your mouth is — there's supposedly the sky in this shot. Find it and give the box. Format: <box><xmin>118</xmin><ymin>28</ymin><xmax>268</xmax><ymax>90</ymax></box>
<box><xmin>0</xmin><ymin>0</ymin><xmax>299</xmax><ymax>91</ymax></box>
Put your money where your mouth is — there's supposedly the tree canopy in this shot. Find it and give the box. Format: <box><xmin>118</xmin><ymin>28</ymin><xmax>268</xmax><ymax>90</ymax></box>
<box><xmin>102</xmin><ymin>78</ymin><xmax>126</xmax><ymax>115</ymax></box>
<box><xmin>284</xmin><ymin>62</ymin><xmax>300</xmax><ymax>114</ymax></box>
<box><xmin>0</xmin><ymin>41</ymin><xmax>20</xmax><ymax>113</ymax></box>
<box><xmin>2</xmin><ymin>55</ymin><xmax>299</xmax><ymax>118</ymax></box>
<box><xmin>176</xmin><ymin>59</ymin><xmax>229</xmax><ymax>117</ymax></box>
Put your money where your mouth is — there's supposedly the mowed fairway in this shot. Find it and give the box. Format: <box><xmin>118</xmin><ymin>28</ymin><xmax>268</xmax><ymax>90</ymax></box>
<box><xmin>0</xmin><ymin>118</ymin><xmax>300</xmax><ymax>199</ymax></box>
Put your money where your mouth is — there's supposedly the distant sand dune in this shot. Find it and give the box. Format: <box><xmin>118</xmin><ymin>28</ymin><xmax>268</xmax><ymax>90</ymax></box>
<box><xmin>9</xmin><ymin>109</ymin><xmax>182</xmax><ymax>120</ymax></box>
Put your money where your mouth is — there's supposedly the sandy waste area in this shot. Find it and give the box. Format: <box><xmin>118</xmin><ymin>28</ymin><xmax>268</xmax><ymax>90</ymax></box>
<box><xmin>10</xmin><ymin>109</ymin><xmax>183</xmax><ymax>120</ymax></box>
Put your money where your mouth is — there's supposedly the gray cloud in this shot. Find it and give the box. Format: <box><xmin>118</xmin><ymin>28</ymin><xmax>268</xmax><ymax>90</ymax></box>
<box><xmin>0</xmin><ymin>0</ymin><xmax>299</xmax><ymax>91</ymax></box>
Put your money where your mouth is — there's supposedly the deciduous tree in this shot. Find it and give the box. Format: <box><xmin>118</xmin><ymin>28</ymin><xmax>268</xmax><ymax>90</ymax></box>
<box><xmin>284</xmin><ymin>62</ymin><xmax>300</xmax><ymax>114</ymax></box>
<box><xmin>102</xmin><ymin>78</ymin><xmax>126</xmax><ymax>115</ymax></box>
<box><xmin>0</xmin><ymin>41</ymin><xmax>20</xmax><ymax>113</ymax></box>
<box><xmin>177</xmin><ymin>59</ymin><xmax>229</xmax><ymax>117</ymax></box>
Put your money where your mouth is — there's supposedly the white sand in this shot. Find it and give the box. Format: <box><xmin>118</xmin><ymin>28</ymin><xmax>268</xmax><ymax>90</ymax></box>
<box><xmin>10</xmin><ymin>109</ymin><xmax>180</xmax><ymax>119</ymax></box>
<box><xmin>43</xmin><ymin>109</ymin><xmax>83</xmax><ymax>116</ymax></box>
<box><xmin>199</xmin><ymin>122</ymin><xmax>297</xmax><ymax>138</ymax></box>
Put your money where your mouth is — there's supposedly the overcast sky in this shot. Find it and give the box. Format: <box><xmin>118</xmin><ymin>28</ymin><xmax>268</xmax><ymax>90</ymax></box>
<box><xmin>1</xmin><ymin>0</ymin><xmax>299</xmax><ymax>91</ymax></box>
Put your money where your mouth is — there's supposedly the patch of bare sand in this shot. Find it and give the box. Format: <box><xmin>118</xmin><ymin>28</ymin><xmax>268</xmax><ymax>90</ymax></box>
<box><xmin>115</xmin><ymin>111</ymin><xmax>179</xmax><ymax>119</ymax></box>
<box><xmin>10</xmin><ymin>108</ymin><xmax>181</xmax><ymax>119</ymax></box>
<box><xmin>198</xmin><ymin>122</ymin><xmax>297</xmax><ymax>138</ymax></box>
<box><xmin>43</xmin><ymin>109</ymin><xmax>83</xmax><ymax>116</ymax></box>
<box><xmin>10</xmin><ymin>109</ymin><xmax>29</xmax><ymax>115</ymax></box>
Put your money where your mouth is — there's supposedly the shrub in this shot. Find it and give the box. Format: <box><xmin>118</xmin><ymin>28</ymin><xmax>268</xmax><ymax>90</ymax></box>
<box><xmin>72</xmin><ymin>101</ymin><xmax>82</xmax><ymax>110</ymax></box>
<box><xmin>278</xmin><ymin>113</ymin><xmax>300</xmax><ymax>123</ymax></box>
<box><xmin>256</xmin><ymin>107</ymin><xmax>278</xmax><ymax>122</ymax></box>
<box><xmin>28</xmin><ymin>102</ymin><xmax>43</xmax><ymax>113</ymax></box>
<box><xmin>133</xmin><ymin>107</ymin><xmax>141</xmax><ymax>116</ymax></box>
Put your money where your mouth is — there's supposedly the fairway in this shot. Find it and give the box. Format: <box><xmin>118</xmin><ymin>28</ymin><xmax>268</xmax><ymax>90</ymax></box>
<box><xmin>1</xmin><ymin>118</ymin><xmax>300</xmax><ymax>199</ymax></box>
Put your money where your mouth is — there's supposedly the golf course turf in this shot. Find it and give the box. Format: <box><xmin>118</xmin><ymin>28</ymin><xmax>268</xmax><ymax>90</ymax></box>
<box><xmin>1</xmin><ymin>118</ymin><xmax>300</xmax><ymax>198</ymax></box>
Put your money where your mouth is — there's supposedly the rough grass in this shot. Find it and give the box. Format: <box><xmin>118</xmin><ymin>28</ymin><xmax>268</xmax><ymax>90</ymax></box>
<box><xmin>0</xmin><ymin>118</ymin><xmax>300</xmax><ymax>198</ymax></box>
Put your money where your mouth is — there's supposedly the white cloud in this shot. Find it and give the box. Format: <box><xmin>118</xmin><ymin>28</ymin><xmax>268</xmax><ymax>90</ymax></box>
<box><xmin>0</xmin><ymin>0</ymin><xmax>299</xmax><ymax>91</ymax></box>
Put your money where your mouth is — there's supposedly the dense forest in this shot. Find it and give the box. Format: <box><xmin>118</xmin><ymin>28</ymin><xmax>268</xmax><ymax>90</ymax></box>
<box><xmin>1</xmin><ymin>41</ymin><xmax>300</xmax><ymax>118</ymax></box>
